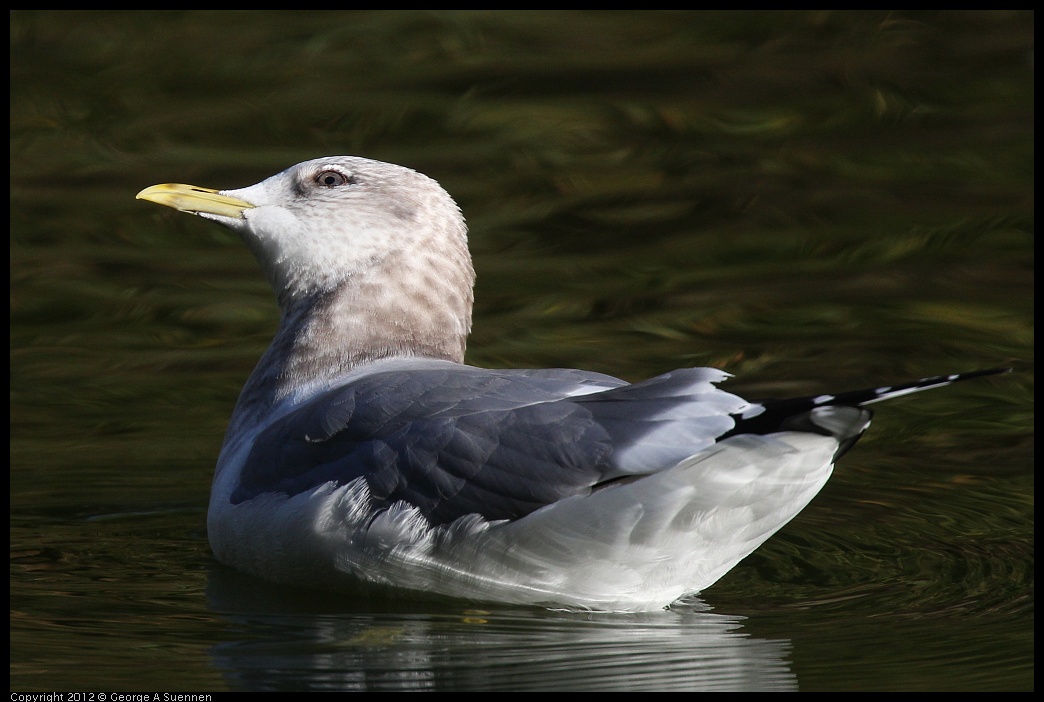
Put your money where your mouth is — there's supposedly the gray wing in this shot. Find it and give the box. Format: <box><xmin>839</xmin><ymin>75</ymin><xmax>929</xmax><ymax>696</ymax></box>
<box><xmin>231</xmin><ymin>363</ymin><xmax>747</xmax><ymax>525</ymax></box>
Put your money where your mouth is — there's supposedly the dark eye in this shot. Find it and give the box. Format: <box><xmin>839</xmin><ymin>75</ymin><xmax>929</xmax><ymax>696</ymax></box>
<box><xmin>315</xmin><ymin>170</ymin><xmax>354</xmax><ymax>187</ymax></box>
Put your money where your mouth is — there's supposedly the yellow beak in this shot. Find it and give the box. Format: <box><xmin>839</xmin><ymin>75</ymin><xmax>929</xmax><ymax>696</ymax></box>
<box><xmin>136</xmin><ymin>183</ymin><xmax>255</xmax><ymax>219</ymax></box>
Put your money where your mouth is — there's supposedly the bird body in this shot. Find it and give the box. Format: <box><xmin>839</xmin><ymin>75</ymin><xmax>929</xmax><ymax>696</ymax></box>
<box><xmin>137</xmin><ymin>157</ymin><xmax>1004</xmax><ymax>611</ymax></box>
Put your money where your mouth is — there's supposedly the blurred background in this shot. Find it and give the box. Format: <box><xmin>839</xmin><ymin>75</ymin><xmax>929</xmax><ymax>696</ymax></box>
<box><xmin>10</xmin><ymin>11</ymin><xmax>1032</xmax><ymax>691</ymax></box>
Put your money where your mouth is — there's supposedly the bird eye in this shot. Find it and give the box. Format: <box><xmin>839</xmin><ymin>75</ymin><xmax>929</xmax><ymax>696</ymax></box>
<box><xmin>315</xmin><ymin>170</ymin><xmax>354</xmax><ymax>187</ymax></box>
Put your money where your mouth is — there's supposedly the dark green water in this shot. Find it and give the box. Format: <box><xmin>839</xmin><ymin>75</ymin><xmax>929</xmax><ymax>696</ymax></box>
<box><xmin>11</xmin><ymin>11</ymin><xmax>1032</xmax><ymax>691</ymax></box>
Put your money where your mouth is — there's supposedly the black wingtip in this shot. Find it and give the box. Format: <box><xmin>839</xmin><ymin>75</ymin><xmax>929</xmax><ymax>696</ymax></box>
<box><xmin>843</xmin><ymin>366</ymin><xmax>1013</xmax><ymax>407</ymax></box>
<box><xmin>724</xmin><ymin>365</ymin><xmax>1012</xmax><ymax>440</ymax></box>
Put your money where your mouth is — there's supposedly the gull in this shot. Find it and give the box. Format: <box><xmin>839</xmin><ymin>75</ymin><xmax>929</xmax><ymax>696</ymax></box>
<box><xmin>137</xmin><ymin>156</ymin><xmax>1005</xmax><ymax>611</ymax></box>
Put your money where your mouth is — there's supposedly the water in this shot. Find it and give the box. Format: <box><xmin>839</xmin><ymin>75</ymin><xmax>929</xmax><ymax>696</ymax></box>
<box><xmin>11</xmin><ymin>10</ymin><xmax>1033</xmax><ymax>691</ymax></box>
